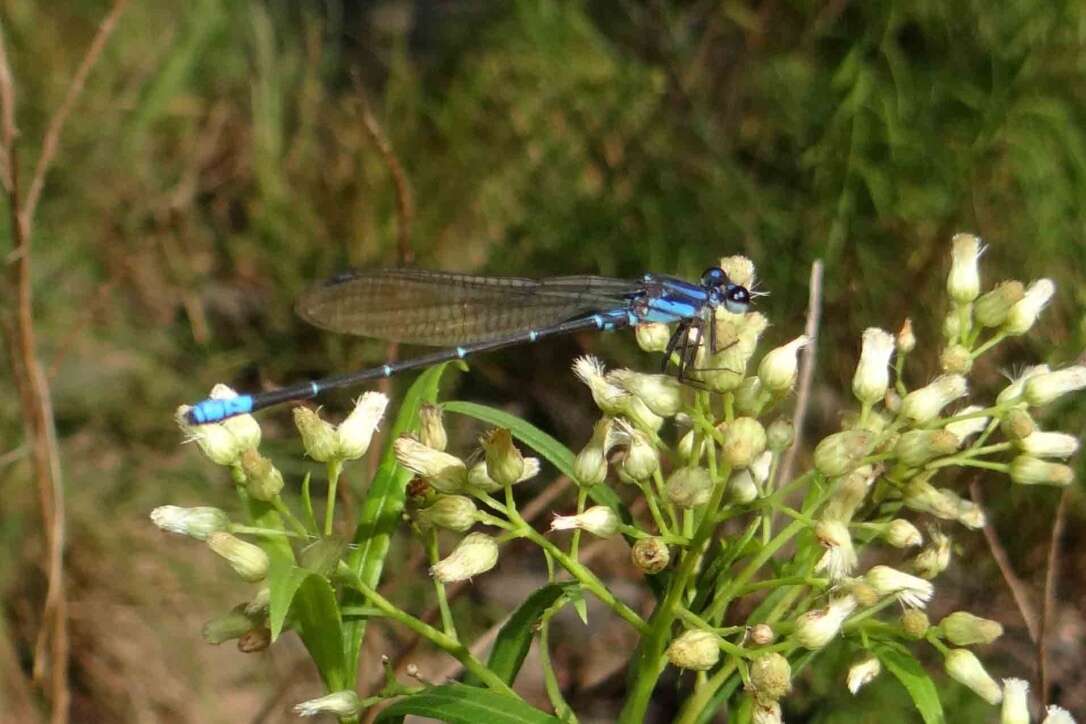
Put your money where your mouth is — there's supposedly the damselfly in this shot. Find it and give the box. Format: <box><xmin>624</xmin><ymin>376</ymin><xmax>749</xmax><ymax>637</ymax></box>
<box><xmin>185</xmin><ymin>266</ymin><xmax>752</xmax><ymax>424</ymax></box>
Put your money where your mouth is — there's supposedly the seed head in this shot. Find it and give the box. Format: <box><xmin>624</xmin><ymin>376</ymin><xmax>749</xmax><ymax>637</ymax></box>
<box><xmin>631</xmin><ymin>537</ymin><xmax>670</xmax><ymax>574</ymax></box>
<box><xmin>430</xmin><ymin>532</ymin><xmax>499</xmax><ymax>583</ymax></box>
<box><xmin>945</xmin><ymin>649</ymin><xmax>1003</xmax><ymax>705</ymax></box>
<box><xmin>853</xmin><ymin>328</ymin><xmax>895</xmax><ymax>405</ymax></box>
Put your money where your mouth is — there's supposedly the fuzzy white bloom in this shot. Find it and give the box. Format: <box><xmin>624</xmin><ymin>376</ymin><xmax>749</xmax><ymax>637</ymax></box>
<box><xmin>608</xmin><ymin>369</ymin><xmax>683</xmax><ymax>417</ymax></box>
<box><xmin>573</xmin><ymin>418</ymin><xmax>617</xmax><ymax>487</ymax></box>
<box><xmin>945</xmin><ymin>405</ymin><xmax>989</xmax><ymax>443</ymax></box>
<box><xmin>394</xmin><ymin>436</ymin><xmax>467</xmax><ymax>493</ymax></box>
<box><xmin>853</xmin><ymin>328</ymin><xmax>895</xmax><ymax>405</ymax></box>
<box><xmin>666</xmin><ymin>629</ymin><xmax>720</xmax><ymax>671</ymax></box>
<box><xmin>847</xmin><ymin>656</ymin><xmax>882</xmax><ymax>694</ymax></box>
<box><xmin>945</xmin><ymin>649</ymin><xmax>1003</xmax><ymax>705</ymax></box>
<box><xmin>430</xmin><ymin>532</ymin><xmax>499</xmax><ymax>582</ymax></box>
<box><xmin>1000</xmin><ymin>679</ymin><xmax>1030</xmax><ymax>724</ymax></box>
<box><xmin>1024</xmin><ymin>366</ymin><xmax>1086</xmax><ymax>407</ymax></box>
<box><xmin>177</xmin><ymin>389</ymin><xmax>259</xmax><ymax>466</ymax></box>
<box><xmin>885</xmin><ymin>519</ymin><xmax>923</xmax><ymax>548</ymax></box>
<box><xmin>1018</xmin><ymin>431</ymin><xmax>1080</xmax><ymax>459</ymax></box>
<box><xmin>814</xmin><ymin>520</ymin><xmax>858</xmax><ymax>581</ymax></box>
<box><xmin>1042</xmin><ymin>706</ymin><xmax>1077</xmax><ymax>724</ymax></box>
<box><xmin>865</xmin><ymin>565</ymin><xmax>934</xmax><ymax>608</ymax></box>
<box><xmin>794</xmin><ymin>596</ymin><xmax>857</xmax><ymax>649</ymax></box>
<box><xmin>335</xmin><ymin>392</ymin><xmax>388</xmax><ymax>459</ymax></box>
<box><xmin>151</xmin><ymin>505</ymin><xmax>230</xmax><ymax>540</ymax></box>
<box><xmin>752</xmin><ymin>700</ymin><xmax>782</xmax><ymax>724</ymax></box>
<box><xmin>997</xmin><ymin>364</ymin><xmax>1051</xmax><ymax>406</ymax></box>
<box><xmin>900</xmin><ymin>374</ymin><xmax>968</xmax><ymax>424</ymax></box>
<box><xmin>720</xmin><ymin>255</ymin><xmax>756</xmax><ymax>288</ymax></box>
<box><xmin>293</xmin><ymin>690</ymin><xmax>362</xmax><ymax>718</ymax></box>
<box><xmin>573</xmin><ymin>355</ymin><xmax>631</xmax><ymax>416</ymax></box>
<box><xmin>614</xmin><ymin>419</ymin><xmax>660</xmax><ymax>481</ymax></box>
<box><xmin>207</xmin><ymin>384</ymin><xmax>262</xmax><ymax>449</ymax></box>
<box><xmin>1004</xmin><ymin>278</ymin><xmax>1055</xmax><ymax>335</ymax></box>
<box><xmin>948</xmin><ymin>233</ymin><xmax>983</xmax><ymax>303</ymax></box>
<box><xmin>913</xmin><ymin>528</ymin><xmax>952</xmax><ymax>580</ymax></box>
<box><xmin>550</xmin><ymin>505</ymin><xmax>621</xmax><ymax>538</ymax></box>
<box><xmin>1009</xmin><ymin>455</ymin><xmax>1074</xmax><ymax>487</ymax></box>
<box><xmin>758</xmin><ymin>335</ymin><xmax>809</xmax><ymax>393</ymax></box>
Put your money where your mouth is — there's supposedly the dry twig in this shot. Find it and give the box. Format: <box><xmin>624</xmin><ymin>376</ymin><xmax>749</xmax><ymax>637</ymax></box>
<box><xmin>778</xmin><ymin>260</ymin><xmax>823</xmax><ymax>486</ymax></box>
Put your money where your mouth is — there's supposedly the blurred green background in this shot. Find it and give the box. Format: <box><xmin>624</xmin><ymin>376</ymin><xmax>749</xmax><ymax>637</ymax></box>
<box><xmin>2</xmin><ymin>1</ymin><xmax>1085</xmax><ymax>721</ymax></box>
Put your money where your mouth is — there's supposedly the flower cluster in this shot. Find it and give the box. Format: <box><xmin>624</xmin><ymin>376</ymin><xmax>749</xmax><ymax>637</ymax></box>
<box><xmin>155</xmin><ymin>240</ymin><xmax>1082</xmax><ymax>723</ymax></box>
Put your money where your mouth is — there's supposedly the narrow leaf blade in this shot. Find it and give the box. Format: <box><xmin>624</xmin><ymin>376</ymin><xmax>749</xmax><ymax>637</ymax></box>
<box><xmin>375</xmin><ymin>684</ymin><xmax>560</xmax><ymax>724</ymax></box>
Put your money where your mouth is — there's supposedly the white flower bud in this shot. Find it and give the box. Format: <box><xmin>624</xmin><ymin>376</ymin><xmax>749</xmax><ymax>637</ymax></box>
<box><xmin>948</xmin><ymin>233</ymin><xmax>983</xmax><ymax>303</ymax></box>
<box><xmin>945</xmin><ymin>649</ymin><xmax>1003</xmax><ymax>705</ymax></box>
<box><xmin>293</xmin><ymin>690</ymin><xmax>362</xmax><ymax>718</ymax></box>
<box><xmin>749</xmin><ymin>652</ymin><xmax>792</xmax><ymax>701</ymax></box>
<box><xmin>941</xmin><ymin>611</ymin><xmax>1004</xmax><ymax>646</ymax></box>
<box><xmin>895</xmin><ymin>429</ymin><xmax>959</xmax><ymax>467</ymax></box>
<box><xmin>207</xmin><ymin>532</ymin><xmax>269</xmax><ymax>582</ymax></box>
<box><xmin>998</xmin><ymin>364</ymin><xmax>1050</xmax><ymax>406</ymax></box>
<box><xmin>941</xmin><ymin>344</ymin><xmax>973</xmax><ymax>374</ymax></box>
<box><xmin>481</xmin><ymin>428</ymin><xmax>525</xmax><ymax>488</ymax></box>
<box><xmin>177</xmin><ymin>407</ymin><xmax>247</xmax><ymax>466</ymax></box>
<box><xmin>467</xmin><ymin>457</ymin><xmax>540</xmax><ymax>492</ymax></box>
<box><xmin>758</xmin><ymin>335</ymin><xmax>809</xmax><ymax>393</ymax></box>
<box><xmin>430</xmin><ymin>532</ymin><xmax>499</xmax><ymax>582</ymax></box>
<box><xmin>727</xmin><ymin>469</ymin><xmax>759</xmax><ymax>504</ymax></box>
<box><xmin>666</xmin><ymin>466</ymin><xmax>714</xmax><ymax>508</ymax></box>
<box><xmin>1001</xmin><ymin>678</ymin><xmax>1029</xmax><ymax>724</ymax></box>
<box><xmin>750</xmin><ymin>623</ymin><xmax>776</xmax><ymax>645</ymax></box>
<box><xmin>901</xmin><ymin>609</ymin><xmax>930</xmax><ymax>639</ymax></box>
<box><xmin>814</xmin><ymin>431</ymin><xmax>876</xmax><ymax>477</ymax></box>
<box><xmin>900</xmin><ymin>374</ymin><xmax>968</xmax><ymax>424</ymax></box>
<box><xmin>151</xmin><ymin>505</ymin><xmax>230</xmax><ymax>540</ymax></box>
<box><xmin>1004</xmin><ymin>278</ymin><xmax>1055</xmax><ymax>335</ymax></box>
<box><xmin>719</xmin><ymin>417</ymin><xmax>767</xmax><ymax>469</ymax></box>
<box><xmin>574</xmin><ymin>355</ymin><xmax>630</xmax><ymax>416</ymax></box>
<box><xmin>608</xmin><ymin>369</ymin><xmax>683</xmax><ymax>417</ymax></box>
<box><xmin>293</xmin><ymin>407</ymin><xmax>338</xmax><ymax>462</ymax></box>
<box><xmin>767</xmin><ymin>418</ymin><xmax>794</xmax><ymax>452</ymax></box>
<box><xmin>1042</xmin><ymin>706</ymin><xmax>1076</xmax><ymax>724</ymax></box>
<box><xmin>865</xmin><ymin>565</ymin><xmax>934</xmax><ymax>608</ymax></box>
<box><xmin>750</xmin><ymin>450</ymin><xmax>773</xmax><ymax>486</ymax></box>
<box><xmin>666</xmin><ymin>629</ymin><xmax>720</xmax><ymax>671</ymax></box>
<box><xmin>636</xmin><ymin>322</ymin><xmax>671</xmax><ymax>352</ymax></box>
<box><xmin>853</xmin><ymin>328</ymin><xmax>895</xmax><ymax>405</ymax></box>
<box><xmin>550</xmin><ymin>505</ymin><xmax>621</xmax><ymax>538</ymax></box>
<box><xmin>1024</xmin><ymin>366</ymin><xmax>1086</xmax><ymax>407</ymax></box>
<box><xmin>752</xmin><ymin>700</ymin><xmax>782</xmax><ymax>724</ymax></box>
<box><xmin>201</xmin><ymin>607</ymin><xmax>258</xmax><ymax>645</ymax></box>
<box><xmin>417</xmin><ymin>495</ymin><xmax>478</xmax><ymax>533</ymax></box>
<box><xmin>677</xmin><ymin>428</ymin><xmax>706</xmax><ymax>462</ymax></box>
<box><xmin>1017</xmin><ymin>431</ymin><xmax>1079</xmax><ymax>459</ymax></box>
<box><xmin>975</xmin><ymin>281</ymin><xmax>1025</xmax><ymax>328</ymax></box>
<box><xmin>1009</xmin><ymin>455</ymin><xmax>1074</xmax><ymax>487</ymax></box>
<box><xmin>239</xmin><ymin>448</ymin><xmax>284</xmax><ymax>501</ymax></box>
<box><xmin>814</xmin><ymin>519</ymin><xmax>858</xmax><ymax>581</ymax></box>
<box><xmin>794</xmin><ymin>596</ymin><xmax>857</xmax><ymax>649</ymax></box>
<box><xmin>336</xmin><ymin>392</ymin><xmax>388</xmax><ymax>459</ymax></box>
<box><xmin>902</xmin><ymin>477</ymin><xmax>962</xmax><ymax>520</ymax></box>
<box><xmin>847</xmin><ymin>656</ymin><xmax>882</xmax><ymax>694</ymax></box>
<box><xmin>897</xmin><ymin>318</ymin><xmax>916</xmax><ymax>354</ymax></box>
<box><xmin>701</xmin><ymin>312</ymin><xmax>768</xmax><ymax>392</ymax></box>
<box><xmin>913</xmin><ymin>529</ymin><xmax>951</xmax><ymax>579</ymax></box>
<box><xmin>885</xmin><ymin>519</ymin><xmax>923</xmax><ymax>548</ymax></box>
<box><xmin>206</xmin><ymin>385</ymin><xmax>262</xmax><ymax>451</ymax></box>
<box><xmin>574</xmin><ymin>418</ymin><xmax>617</xmax><ymax>487</ymax></box>
<box><xmin>823</xmin><ymin>465</ymin><xmax>877</xmax><ymax>523</ymax></box>
<box><xmin>394</xmin><ymin>435</ymin><xmax>467</xmax><ymax>493</ymax></box>
<box><xmin>945</xmin><ymin>405</ymin><xmax>989</xmax><ymax>443</ymax></box>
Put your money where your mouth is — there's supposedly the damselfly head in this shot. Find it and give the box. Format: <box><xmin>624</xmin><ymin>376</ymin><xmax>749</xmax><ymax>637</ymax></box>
<box><xmin>701</xmin><ymin>266</ymin><xmax>751</xmax><ymax>315</ymax></box>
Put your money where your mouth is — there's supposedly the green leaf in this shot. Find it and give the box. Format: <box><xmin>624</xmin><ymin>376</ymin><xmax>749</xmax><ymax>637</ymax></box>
<box><xmin>465</xmin><ymin>583</ymin><xmax>576</xmax><ymax>687</ymax></box>
<box><xmin>267</xmin><ymin>558</ymin><xmax>347</xmax><ymax>689</ymax></box>
<box><xmin>342</xmin><ymin>363</ymin><xmax>452</xmax><ymax>681</ymax></box>
<box><xmin>874</xmin><ymin>642</ymin><xmax>946</xmax><ymax>724</ymax></box>
<box><xmin>375</xmin><ymin>684</ymin><xmax>560</xmax><ymax>724</ymax></box>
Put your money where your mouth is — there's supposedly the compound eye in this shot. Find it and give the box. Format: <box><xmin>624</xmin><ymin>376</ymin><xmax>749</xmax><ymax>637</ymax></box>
<box><xmin>723</xmin><ymin>284</ymin><xmax>751</xmax><ymax>314</ymax></box>
<box><xmin>701</xmin><ymin>266</ymin><xmax>726</xmax><ymax>287</ymax></box>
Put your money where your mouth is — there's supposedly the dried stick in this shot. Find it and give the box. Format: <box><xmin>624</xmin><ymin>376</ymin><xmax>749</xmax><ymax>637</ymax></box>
<box><xmin>778</xmin><ymin>260</ymin><xmax>823</xmax><ymax>486</ymax></box>
<box><xmin>969</xmin><ymin>479</ymin><xmax>1039</xmax><ymax>641</ymax></box>
<box><xmin>1038</xmin><ymin>489</ymin><xmax>1068</xmax><ymax>707</ymax></box>
<box><xmin>0</xmin><ymin>4</ymin><xmax>129</xmax><ymax>722</ymax></box>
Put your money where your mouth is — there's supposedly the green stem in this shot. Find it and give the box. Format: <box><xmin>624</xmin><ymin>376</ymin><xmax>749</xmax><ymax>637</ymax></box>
<box><xmin>675</xmin><ymin>659</ymin><xmax>738</xmax><ymax>724</ymax></box>
<box><xmin>539</xmin><ymin>611</ymin><xmax>577</xmax><ymax>722</ymax></box>
<box><xmin>343</xmin><ymin>574</ymin><xmax>515</xmax><ymax>695</ymax></box>
<box><xmin>425</xmin><ymin>529</ymin><xmax>458</xmax><ymax>638</ymax></box>
<box><xmin>271</xmin><ymin>497</ymin><xmax>309</xmax><ymax>536</ymax></box>
<box><xmin>323</xmin><ymin>459</ymin><xmax>343</xmax><ymax>537</ymax></box>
